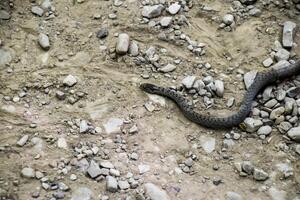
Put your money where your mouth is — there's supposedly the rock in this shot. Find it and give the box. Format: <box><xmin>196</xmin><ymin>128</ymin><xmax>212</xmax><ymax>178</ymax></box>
<box><xmin>223</xmin><ymin>139</ymin><xmax>235</xmax><ymax>148</ymax></box>
<box><xmin>193</xmin><ymin>80</ymin><xmax>205</xmax><ymax>91</ymax></box>
<box><xmin>241</xmin><ymin>161</ymin><xmax>254</xmax><ymax>175</ymax></box>
<box><xmin>21</xmin><ymin>167</ymin><xmax>35</xmax><ymax>178</ymax></box>
<box><xmin>100</xmin><ymin>161</ymin><xmax>114</xmax><ymax>169</ymax></box>
<box><xmin>31</xmin><ymin>6</ymin><xmax>44</xmax><ymax>17</ymax></box>
<box><xmin>0</xmin><ymin>48</ymin><xmax>13</xmax><ymax>66</ymax></box>
<box><xmin>17</xmin><ymin>135</ymin><xmax>29</xmax><ymax>146</ymax></box>
<box><xmin>287</xmin><ymin>127</ymin><xmax>300</xmax><ymax>142</ymax></box>
<box><xmin>274</xmin><ymin>49</ymin><xmax>290</xmax><ymax>61</ymax></box>
<box><xmin>71</xmin><ymin>187</ymin><xmax>93</xmax><ymax>200</ymax></box>
<box><xmin>109</xmin><ymin>168</ymin><xmax>120</xmax><ymax>177</ymax></box>
<box><xmin>257</xmin><ymin>126</ymin><xmax>272</xmax><ymax>136</ymax></box>
<box><xmin>0</xmin><ymin>10</ymin><xmax>11</xmax><ymax>20</ymax></box>
<box><xmin>282</xmin><ymin>21</ymin><xmax>296</xmax><ymax>48</ymax></box>
<box><xmin>57</xmin><ymin>137</ymin><xmax>68</xmax><ymax>149</ymax></box>
<box><xmin>168</xmin><ymin>3</ymin><xmax>181</xmax><ymax>15</ymax></box>
<box><xmin>276</xmin><ymin>89</ymin><xmax>286</xmax><ymax>101</ymax></box>
<box><xmin>56</xmin><ymin>91</ymin><xmax>66</xmax><ymax>100</ymax></box>
<box><xmin>268</xmin><ymin>187</ymin><xmax>287</xmax><ymax>200</ymax></box>
<box><xmin>262</xmin><ymin>58</ymin><xmax>273</xmax><ymax>67</ymax></box>
<box><xmin>87</xmin><ymin>160</ymin><xmax>102</xmax><ymax>178</ymax></box>
<box><xmin>199</xmin><ymin>136</ymin><xmax>215</xmax><ymax>153</ymax></box>
<box><xmin>240</xmin><ymin>0</ymin><xmax>257</xmax><ymax>5</ymax></box>
<box><xmin>106</xmin><ymin>176</ymin><xmax>118</xmax><ymax>192</ymax></box>
<box><xmin>253</xmin><ymin>168</ymin><xmax>269</xmax><ymax>181</ymax></box>
<box><xmin>287</xmin><ymin>87</ymin><xmax>300</xmax><ymax>98</ymax></box>
<box><xmin>138</xmin><ymin>164</ymin><xmax>150</xmax><ymax>174</ymax></box>
<box><xmin>145</xmin><ymin>183</ymin><xmax>170</xmax><ymax>200</ymax></box>
<box><xmin>116</xmin><ymin>33</ymin><xmax>130</xmax><ymax>55</ymax></box>
<box><xmin>160</xmin><ymin>17</ymin><xmax>173</xmax><ymax>27</ymax></box>
<box><xmin>38</xmin><ymin>33</ymin><xmax>50</xmax><ymax>50</ymax></box>
<box><xmin>243</xmin><ymin>118</ymin><xmax>263</xmax><ymax>133</ymax></box>
<box><xmin>63</xmin><ymin>75</ymin><xmax>77</xmax><ymax>87</ymax></box>
<box><xmin>182</xmin><ymin>76</ymin><xmax>196</xmax><ymax>89</ymax></box>
<box><xmin>96</xmin><ymin>27</ymin><xmax>109</xmax><ymax>39</ymax></box>
<box><xmin>118</xmin><ymin>180</ymin><xmax>130</xmax><ymax>190</ymax></box>
<box><xmin>249</xmin><ymin>8</ymin><xmax>261</xmax><ymax>16</ymax></box>
<box><xmin>129</xmin><ymin>41</ymin><xmax>139</xmax><ymax>56</ymax></box>
<box><xmin>79</xmin><ymin>120</ymin><xmax>89</xmax><ymax>133</ymax></box>
<box><xmin>214</xmin><ymin>80</ymin><xmax>224</xmax><ymax>97</ymax></box>
<box><xmin>222</xmin><ymin>14</ymin><xmax>234</xmax><ymax>25</ymax></box>
<box><xmin>41</xmin><ymin>0</ymin><xmax>52</xmax><ymax>10</ymax></box>
<box><xmin>142</xmin><ymin>5</ymin><xmax>164</xmax><ymax>18</ymax></box>
<box><xmin>244</xmin><ymin>71</ymin><xmax>257</xmax><ymax>89</ymax></box>
<box><xmin>226</xmin><ymin>191</ymin><xmax>243</xmax><ymax>200</ymax></box>
<box><xmin>159</xmin><ymin>64</ymin><xmax>176</xmax><ymax>73</ymax></box>
<box><xmin>295</xmin><ymin>145</ymin><xmax>300</xmax><ymax>155</ymax></box>
<box><xmin>276</xmin><ymin>163</ymin><xmax>294</xmax><ymax>178</ymax></box>
<box><xmin>270</xmin><ymin>107</ymin><xmax>285</xmax><ymax>120</ymax></box>
<box><xmin>104</xmin><ymin>118</ymin><xmax>123</xmax><ymax>134</ymax></box>
<box><xmin>53</xmin><ymin>191</ymin><xmax>65</xmax><ymax>199</ymax></box>
<box><xmin>272</xmin><ymin>60</ymin><xmax>290</xmax><ymax>71</ymax></box>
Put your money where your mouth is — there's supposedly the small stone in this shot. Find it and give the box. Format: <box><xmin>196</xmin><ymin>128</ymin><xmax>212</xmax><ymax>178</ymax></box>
<box><xmin>272</xmin><ymin>60</ymin><xmax>290</xmax><ymax>71</ymax></box>
<box><xmin>249</xmin><ymin>8</ymin><xmax>261</xmax><ymax>16</ymax></box>
<box><xmin>31</xmin><ymin>6</ymin><xmax>44</xmax><ymax>17</ymax></box>
<box><xmin>0</xmin><ymin>49</ymin><xmax>12</xmax><ymax>66</ymax></box>
<box><xmin>227</xmin><ymin>97</ymin><xmax>235</xmax><ymax>107</ymax></box>
<box><xmin>79</xmin><ymin>120</ymin><xmax>89</xmax><ymax>133</ymax></box>
<box><xmin>168</xmin><ymin>3</ymin><xmax>181</xmax><ymax>15</ymax></box>
<box><xmin>106</xmin><ymin>176</ymin><xmax>118</xmax><ymax>192</ymax></box>
<box><xmin>241</xmin><ymin>161</ymin><xmax>254</xmax><ymax>175</ymax></box>
<box><xmin>130</xmin><ymin>152</ymin><xmax>139</xmax><ymax>160</ymax></box>
<box><xmin>0</xmin><ymin>10</ymin><xmax>11</xmax><ymax>20</ymax></box>
<box><xmin>96</xmin><ymin>27</ymin><xmax>109</xmax><ymax>39</ymax></box>
<box><xmin>63</xmin><ymin>75</ymin><xmax>77</xmax><ymax>87</ymax></box>
<box><xmin>57</xmin><ymin>137</ymin><xmax>68</xmax><ymax>149</ymax></box>
<box><xmin>100</xmin><ymin>161</ymin><xmax>114</xmax><ymax>169</ymax></box>
<box><xmin>145</xmin><ymin>183</ymin><xmax>170</xmax><ymax>200</ymax></box>
<box><xmin>70</xmin><ymin>174</ymin><xmax>77</xmax><ymax>181</ymax></box>
<box><xmin>71</xmin><ymin>187</ymin><xmax>93</xmax><ymax>200</ymax></box>
<box><xmin>287</xmin><ymin>127</ymin><xmax>300</xmax><ymax>142</ymax></box>
<box><xmin>138</xmin><ymin>164</ymin><xmax>150</xmax><ymax>174</ymax></box>
<box><xmin>142</xmin><ymin>5</ymin><xmax>164</xmax><ymax>18</ymax></box>
<box><xmin>160</xmin><ymin>17</ymin><xmax>172</xmax><ymax>27</ymax></box>
<box><xmin>21</xmin><ymin>167</ymin><xmax>35</xmax><ymax>178</ymax></box>
<box><xmin>253</xmin><ymin>168</ymin><xmax>269</xmax><ymax>181</ymax></box>
<box><xmin>268</xmin><ymin>187</ymin><xmax>287</xmax><ymax>200</ymax></box>
<box><xmin>199</xmin><ymin>136</ymin><xmax>215</xmax><ymax>153</ymax></box>
<box><xmin>262</xmin><ymin>58</ymin><xmax>273</xmax><ymax>67</ymax></box>
<box><xmin>222</xmin><ymin>14</ymin><xmax>234</xmax><ymax>25</ymax></box>
<box><xmin>38</xmin><ymin>33</ymin><xmax>50</xmax><ymax>50</ymax></box>
<box><xmin>282</xmin><ymin>21</ymin><xmax>296</xmax><ymax>48</ymax></box>
<box><xmin>129</xmin><ymin>41</ymin><xmax>139</xmax><ymax>56</ymax></box>
<box><xmin>118</xmin><ymin>180</ymin><xmax>130</xmax><ymax>190</ymax></box>
<box><xmin>274</xmin><ymin>48</ymin><xmax>290</xmax><ymax>61</ymax></box>
<box><xmin>17</xmin><ymin>135</ymin><xmax>29</xmax><ymax>146</ymax></box>
<box><xmin>270</xmin><ymin>107</ymin><xmax>285</xmax><ymax>120</ymax></box>
<box><xmin>159</xmin><ymin>64</ymin><xmax>176</xmax><ymax>73</ymax></box>
<box><xmin>109</xmin><ymin>168</ymin><xmax>120</xmax><ymax>177</ymax></box>
<box><xmin>257</xmin><ymin>126</ymin><xmax>272</xmax><ymax>136</ymax></box>
<box><xmin>214</xmin><ymin>80</ymin><xmax>224</xmax><ymax>97</ymax></box>
<box><xmin>244</xmin><ymin>71</ymin><xmax>257</xmax><ymax>89</ymax></box>
<box><xmin>87</xmin><ymin>160</ymin><xmax>102</xmax><ymax>178</ymax></box>
<box><xmin>116</xmin><ymin>33</ymin><xmax>130</xmax><ymax>55</ymax></box>
<box><xmin>182</xmin><ymin>76</ymin><xmax>196</xmax><ymax>89</ymax></box>
<box><xmin>56</xmin><ymin>91</ymin><xmax>66</xmax><ymax>100</ymax></box>
<box><xmin>226</xmin><ymin>191</ymin><xmax>243</xmax><ymax>200</ymax></box>
<box><xmin>243</xmin><ymin>118</ymin><xmax>263</xmax><ymax>133</ymax></box>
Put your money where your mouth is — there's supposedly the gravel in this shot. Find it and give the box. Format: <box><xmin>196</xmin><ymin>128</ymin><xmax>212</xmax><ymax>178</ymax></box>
<box><xmin>71</xmin><ymin>187</ymin><xmax>93</xmax><ymax>200</ymax></box>
<box><xmin>168</xmin><ymin>3</ymin><xmax>181</xmax><ymax>15</ymax></box>
<box><xmin>87</xmin><ymin>160</ymin><xmax>102</xmax><ymax>178</ymax></box>
<box><xmin>31</xmin><ymin>6</ymin><xmax>44</xmax><ymax>17</ymax></box>
<box><xmin>182</xmin><ymin>76</ymin><xmax>197</xmax><ymax>89</ymax></box>
<box><xmin>159</xmin><ymin>63</ymin><xmax>176</xmax><ymax>73</ymax></box>
<box><xmin>222</xmin><ymin>14</ymin><xmax>234</xmax><ymax>25</ymax></box>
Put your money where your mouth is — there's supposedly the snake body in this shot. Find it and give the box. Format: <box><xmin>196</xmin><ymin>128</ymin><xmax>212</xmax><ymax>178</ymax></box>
<box><xmin>140</xmin><ymin>59</ymin><xmax>300</xmax><ymax>129</ymax></box>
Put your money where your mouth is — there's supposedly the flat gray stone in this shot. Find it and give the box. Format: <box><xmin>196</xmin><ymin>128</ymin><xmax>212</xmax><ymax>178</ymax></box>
<box><xmin>138</xmin><ymin>164</ymin><xmax>150</xmax><ymax>174</ymax></box>
<box><xmin>129</xmin><ymin>41</ymin><xmax>139</xmax><ymax>56</ymax></box>
<box><xmin>116</xmin><ymin>33</ymin><xmax>130</xmax><ymax>55</ymax></box>
<box><xmin>262</xmin><ymin>58</ymin><xmax>273</xmax><ymax>67</ymax></box>
<box><xmin>268</xmin><ymin>187</ymin><xmax>287</xmax><ymax>200</ymax></box>
<box><xmin>159</xmin><ymin>64</ymin><xmax>176</xmax><ymax>73</ymax></box>
<box><xmin>244</xmin><ymin>71</ymin><xmax>257</xmax><ymax>90</ymax></box>
<box><xmin>106</xmin><ymin>176</ymin><xmax>118</xmax><ymax>192</ymax></box>
<box><xmin>272</xmin><ymin>60</ymin><xmax>290</xmax><ymax>70</ymax></box>
<box><xmin>241</xmin><ymin>161</ymin><xmax>254</xmax><ymax>175</ymax></box>
<box><xmin>270</xmin><ymin>107</ymin><xmax>285</xmax><ymax>120</ymax></box>
<box><xmin>249</xmin><ymin>8</ymin><xmax>261</xmax><ymax>16</ymax></box>
<box><xmin>214</xmin><ymin>80</ymin><xmax>224</xmax><ymax>97</ymax></box>
<box><xmin>243</xmin><ymin>117</ymin><xmax>263</xmax><ymax>133</ymax></box>
<box><xmin>145</xmin><ymin>183</ymin><xmax>170</xmax><ymax>200</ymax></box>
<box><xmin>199</xmin><ymin>136</ymin><xmax>215</xmax><ymax>153</ymax></box>
<box><xmin>57</xmin><ymin>137</ymin><xmax>68</xmax><ymax>149</ymax></box>
<box><xmin>63</xmin><ymin>75</ymin><xmax>77</xmax><ymax>87</ymax></box>
<box><xmin>226</xmin><ymin>191</ymin><xmax>243</xmax><ymax>200</ymax></box>
<box><xmin>168</xmin><ymin>3</ymin><xmax>181</xmax><ymax>15</ymax></box>
<box><xmin>282</xmin><ymin>21</ymin><xmax>296</xmax><ymax>48</ymax></box>
<box><xmin>257</xmin><ymin>126</ymin><xmax>272</xmax><ymax>136</ymax></box>
<box><xmin>160</xmin><ymin>17</ymin><xmax>173</xmax><ymax>27</ymax></box>
<box><xmin>31</xmin><ymin>6</ymin><xmax>44</xmax><ymax>17</ymax></box>
<box><xmin>118</xmin><ymin>180</ymin><xmax>130</xmax><ymax>190</ymax></box>
<box><xmin>21</xmin><ymin>167</ymin><xmax>35</xmax><ymax>178</ymax></box>
<box><xmin>287</xmin><ymin>126</ymin><xmax>300</xmax><ymax>142</ymax></box>
<box><xmin>17</xmin><ymin>135</ymin><xmax>29</xmax><ymax>147</ymax></box>
<box><xmin>87</xmin><ymin>160</ymin><xmax>101</xmax><ymax>178</ymax></box>
<box><xmin>104</xmin><ymin>118</ymin><xmax>123</xmax><ymax>134</ymax></box>
<box><xmin>0</xmin><ymin>10</ymin><xmax>11</xmax><ymax>20</ymax></box>
<box><xmin>253</xmin><ymin>168</ymin><xmax>269</xmax><ymax>181</ymax></box>
<box><xmin>0</xmin><ymin>48</ymin><xmax>12</xmax><ymax>66</ymax></box>
<box><xmin>71</xmin><ymin>187</ymin><xmax>93</xmax><ymax>200</ymax></box>
<box><xmin>38</xmin><ymin>33</ymin><xmax>50</xmax><ymax>50</ymax></box>
<box><xmin>182</xmin><ymin>76</ymin><xmax>196</xmax><ymax>89</ymax></box>
<box><xmin>142</xmin><ymin>5</ymin><xmax>164</xmax><ymax>18</ymax></box>
<box><xmin>100</xmin><ymin>161</ymin><xmax>114</xmax><ymax>169</ymax></box>
<box><xmin>222</xmin><ymin>14</ymin><xmax>234</xmax><ymax>25</ymax></box>
<box><xmin>274</xmin><ymin>48</ymin><xmax>290</xmax><ymax>61</ymax></box>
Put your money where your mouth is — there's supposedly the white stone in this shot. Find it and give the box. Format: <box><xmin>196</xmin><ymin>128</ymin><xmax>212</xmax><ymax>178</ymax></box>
<box><xmin>104</xmin><ymin>118</ymin><xmax>123</xmax><ymax>134</ymax></box>
<box><xmin>138</xmin><ymin>164</ymin><xmax>150</xmax><ymax>174</ymax></box>
<box><xmin>287</xmin><ymin>126</ymin><xmax>300</xmax><ymax>142</ymax></box>
<box><xmin>222</xmin><ymin>14</ymin><xmax>234</xmax><ymax>25</ymax></box>
<box><xmin>63</xmin><ymin>75</ymin><xmax>77</xmax><ymax>87</ymax></box>
<box><xmin>182</xmin><ymin>76</ymin><xmax>196</xmax><ymax>89</ymax></box>
<box><xmin>262</xmin><ymin>58</ymin><xmax>273</xmax><ymax>67</ymax></box>
<box><xmin>57</xmin><ymin>137</ymin><xmax>68</xmax><ymax>149</ymax></box>
<box><xmin>282</xmin><ymin>21</ymin><xmax>296</xmax><ymax>48</ymax></box>
<box><xmin>17</xmin><ymin>135</ymin><xmax>29</xmax><ymax>147</ymax></box>
<box><xmin>142</xmin><ymin>5</ymin><xmax>164</xmax><ymax>18</ymax></box>
<box><xmin>199</xmin><ymin>136</ymin><xmax>215</xmax><ymax>153</ymax></box>
<box><xmin>106</xmin><ymin>176</ymin><xmax>118</xmax><ymax>192</ymax></box>
<box><xmin>129</xmin><ymin>41</ymin><xmax>139</xmax><ymax>56</ymax></box>
<box><xmin>168</xmin><ymin>3</ymin><xmax>181</xmax><ymax>15</ymax></box>
<box><xmin>214</xmin><ymin>80</ymin><xmax>224</xmax><ymax>97</ymax></box>
<box><xmin>160</xmin><ymin>17</ymin><xmax>172</xmax><ymax>27</ymax></box>
<box><xmin>116</xmin><ymin>33</ymin><xmax>130</xmax><ymax>54</ymax></box>
<box><xmin>159</xmin><ymin>63</ymin><xmax>176</xmax><ymax>73</ymax></box>
<box><xmin>145</xmin><ymin>183</ymin><xmax>170</xmax><ymax>200</ymax></box>
<box><xmin>21</xmin><ymin>167</ymin><xmax>35</xmax><ymax>178</ymax></box>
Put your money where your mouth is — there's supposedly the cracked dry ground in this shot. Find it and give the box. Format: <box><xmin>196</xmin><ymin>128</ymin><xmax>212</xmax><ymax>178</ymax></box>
<box><xmin>0</xmin><ymin>0</ymin><xmax>300</xmax><ymax>200</ymax></box>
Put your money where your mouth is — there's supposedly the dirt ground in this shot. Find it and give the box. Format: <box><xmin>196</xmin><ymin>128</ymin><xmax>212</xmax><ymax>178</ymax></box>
<box><xmin>1</xmin><ymin>0</ymin><xmax>300</xmax><ymax>199</ymax></box>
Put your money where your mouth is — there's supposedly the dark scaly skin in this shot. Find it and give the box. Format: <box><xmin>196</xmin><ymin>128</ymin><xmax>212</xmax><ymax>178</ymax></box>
<box><xmin>140</xmin><ymin>59</ymin><xmax>300</xmax><ymax>129</ymax></box>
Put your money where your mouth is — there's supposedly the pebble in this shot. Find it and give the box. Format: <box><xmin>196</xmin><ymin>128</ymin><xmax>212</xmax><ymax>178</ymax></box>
<box><xmin>142</xmin><ymin>5</ymin><xmax>164</xmax><ymax>18</ymax></box>
<box><xmin>38</xmin><ymin>33</ymin><xmax>50</xmax><ymax>50</ymax></box>
<box><xmin>63</xmin><ymin>75</ymin><xmax>77</xmax><ymax>87</ymax></box>
<box><xmin>106</xmin><ymin>176</ymin><xmax>118</xmax><ymax>192</ymax></box>
<box><xmin>168</xmin><ymin>3</ymin><xmax>181</xmax><ymax>15</ymax></box>
<box><xmin>129</xmin><ymin>41</ymin><xmax>139</xmax><ymax>56</ymax></box>
<box><xmin>56</xmin><ymin>91</ymin><xmax>66</xmax><ymax>100</ymax></box>
<box><xmin>295</xmin><ymin>145</ymin><xmax>300</xmax><ymax>155</ymax></box>
<box><xmin>87</xmin><ymin>160</ymin><xmax>102</xmax><ymax>178</ymax></box>
<box><xmin>244</xmin><ymin>71</ymin><xmax>257</xmax><ymax>89</ymax></box>
<box><xmin>274</xmin><ymin>48</ymin><xmax>290</xmax><ymax>61</ymax></box>
<box><xmin>41</xmin><ymin>0</ymin><xmax>52</xmax><ymax>10</ymax></box>
<box><xmin>116</xmin><ymin>33</ymin><xmax>130</xmax><ymax>55</ymax></box>
<box><xmin>100</xmin><ymin>161</ymin><xmax>114</xmax><ymax>169</ymax></box>
<box><xmin>160</xmin><ymin>17</ymin><xmax>173</xmax><ymax>27</ymax></box>
<box><xmin>71</xmin><ymin>187</ymin><xmax>93</xmax><ymax>200</ymax></box>
<box><xmin>145</xmin><ymin>183</ymin><xmax>170</xmax><ymax>200</ymax></box>
<box><xmin>159</xmin><ymin>64</ymin><xmax>176</xmax><ymax>73</ymax></box>
<box><xmin>96</xmin><ymin>27</ymin><xmax>109</xmax><ymax>39</ymax></box>
<box><xmin>199</xmin><ymin>136</ymin><xmax>215</xmax><ymax>153</ymax></box>
<box><xmin>268</xmin><ymin>187</ymin><xmax>287</xmax><ymax>200</ymax></box>
<box><xmin>214</xmin><ymin>80</ymin><xmax>224</xmax><ymax>97</ymax></box>
<box><xmin>249</xmin><ymin>8</ymin><xmax>261</xmax><ymax>16</ymax></box>
<box><xmin>262</xmin><ymin>58</ymin><xmax>273</xmax><ymax>67</ymax></box>
<box><xmin>241</xmin><ymin>161</ymin><xmax>254</xmax><ymax>175</ymax></box>
<box><xmin>70</xmin><ymin>174</ymin><xmax>77</xmax><ymax>181</ymax></box>
<box><xmin>57</xmin><ymin>137</ymin><xmax>68</xmax><ymax>149</ymax></box>
<box><xmin>0</xmin><ymin>49</ymin><xmax>12</xmax><ymax>66</ymax></box>
<box><xmin>53</xmin><ymin>191</ymin><xmax>65</xmax><ymax>199</ymax></box>
<box><xmin>79</xmin><ymin>120</ymin><xmax>89</xmax><ymax>133</ymax></box>
<box><xmin>138</xmin><ymin>164</ymin><xmax>150</xmax><ymax>174</ymax></box>
<box><xmin>253</xmin><ymin>168</ymin><xmax>269</xmax><ymax>181</ymax></box>
<box><xmin>270</xmin><ymin>107</ymin><xmax>285</xmax><ymax>120</ymax></box>
<box><xmin>276</xmin><ymin>89</ymin><xmax>286</xmax><ymax>101</ymax></box>
<box><xmin>21</xmin><ymin>167</ymin><xmax>35</xmax><ymax>178</ymax></box>
<box><xmin>182</xmin><ymin>76</ymin><xmax>196</xmax><ymax>89</ymax></box>
<box><xmin>226</xmin><ymin>191</ymin><xmax>243</xmax><ymax>200</ymax></box>
<box><xmin>287</xmin><ymin>127</ymin><xmax>300</xmax><ymax>142</ymax></box>
<box><xmin>31</xmin><ymin>6</ymin><xmax>44</xmax><ymax>17</ymax></box>
<box><xmin>222</xmin><ymin>14</ymin><xmax>234</xmax><ymax>25</ymax></box>
<box><xmin>272</xmin><ymin>60</ymin><xmax>290</xmax><ymax>71</ymax></box>
<box><xmin>118</xmin><ymin>180</ymin><xmax>130</xmax><ymax>190</ymax></box>
<box><xmin>109</xmin><ymin>168</ymin><xmax>120</xmax><ymax>177</ymax></box>
<box><xmin>17</xmin><ymin>135</ymin><xmax>29</xmax><ymax>146</ymax></box>
<box><xmin>243</xmin><ymin>118</ymin><xmax>263</xmax><ymax>133</ymax></box>
<box><xmin>0</xmin><ymin>10</ymin><xmax>11</xmax><ymax>20</ymax></box>
<box><xmin>282</xmin><ymin>21</ymin><xmax>296</xmax><ymax>48</ymax></box>
<box><xmin>257</xmin><ymin>126</ymin><xmax>272</xmax><ymax>136</ymax></box>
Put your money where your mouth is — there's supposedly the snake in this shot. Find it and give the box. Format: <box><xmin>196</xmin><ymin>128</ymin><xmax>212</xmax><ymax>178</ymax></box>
<box><xmin>140</xmin><ymin>59</ymin><xmax>300</xmax><ymax>129</ymax></box>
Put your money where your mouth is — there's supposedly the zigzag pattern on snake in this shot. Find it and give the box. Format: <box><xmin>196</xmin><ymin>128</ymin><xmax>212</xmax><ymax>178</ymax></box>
<box><xmin>140</xmin><ymin>59</ymin><xmax>300</xmax><ymax>129</ymax></box>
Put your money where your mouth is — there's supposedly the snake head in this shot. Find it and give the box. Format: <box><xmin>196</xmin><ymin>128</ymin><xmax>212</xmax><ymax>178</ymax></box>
<box><xmin>140</xmin><ymin>83</ymin><xmax>160</xmax><ymax>94</ymax></box>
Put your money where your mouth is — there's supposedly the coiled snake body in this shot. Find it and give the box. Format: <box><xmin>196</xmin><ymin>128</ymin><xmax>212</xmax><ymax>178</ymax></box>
<box><xmin>140</xmin><ymin>59</ymin><xmax>300</xmax><ymax>129</ymax></box>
